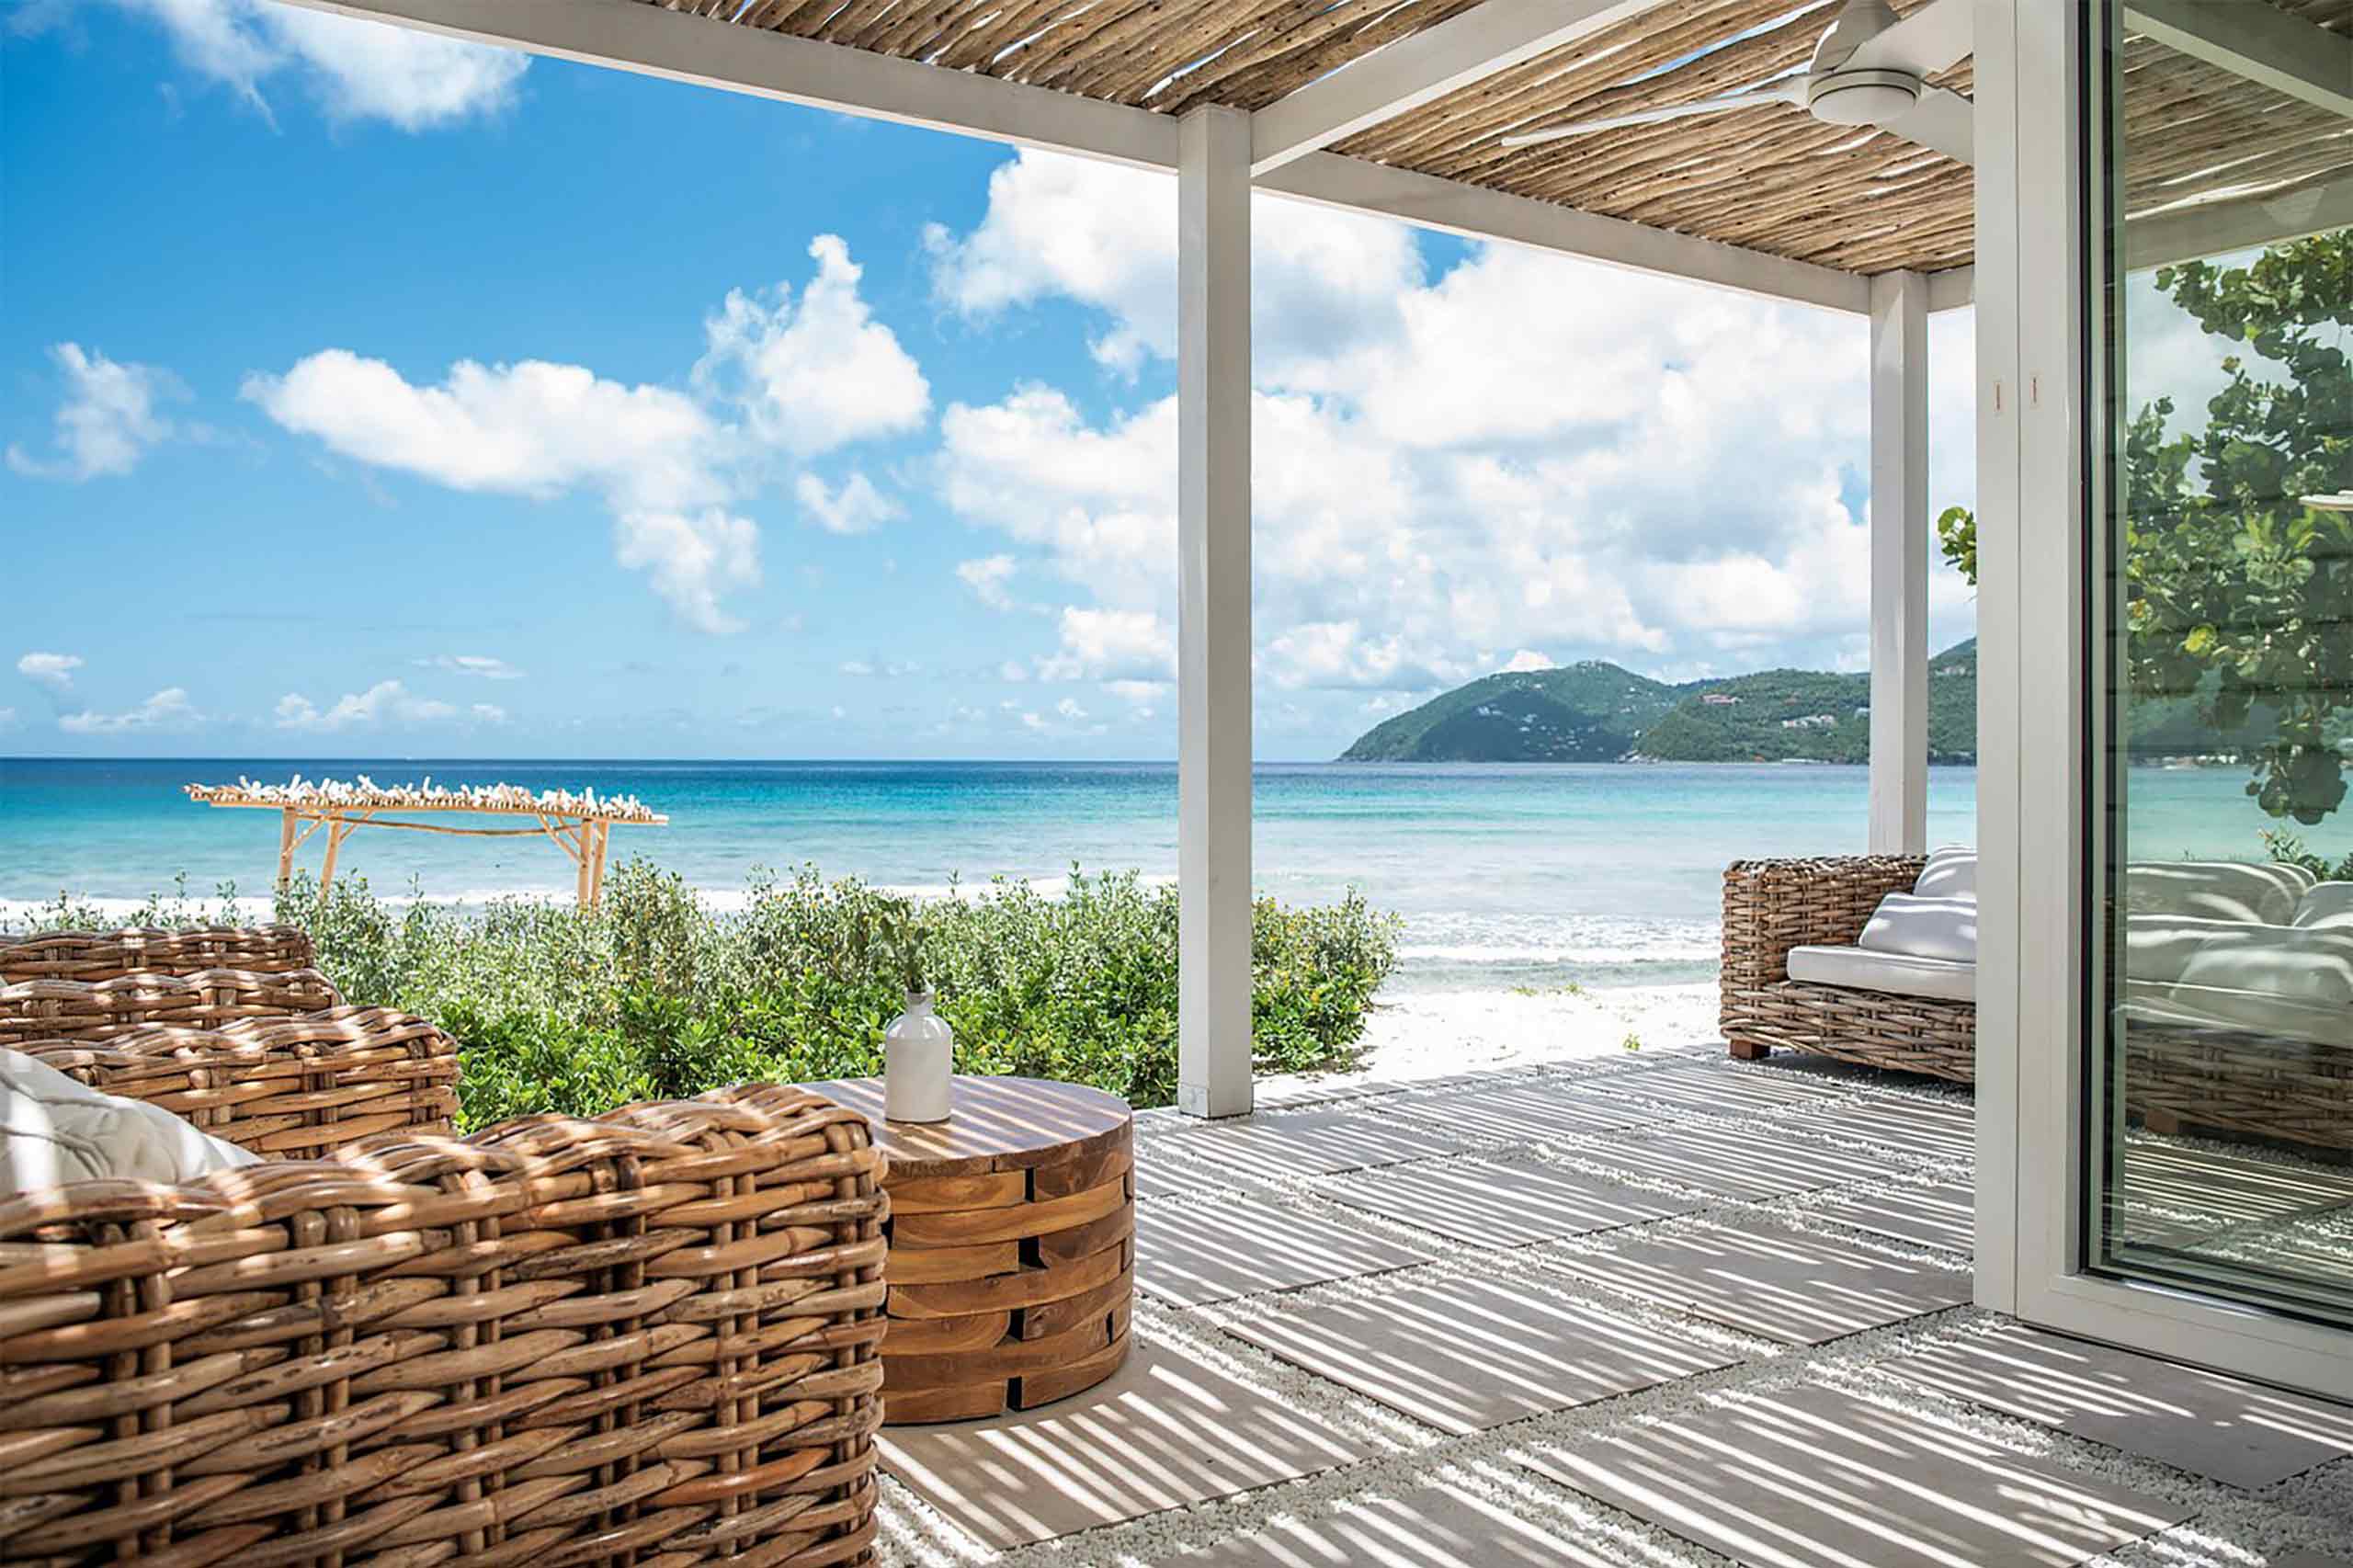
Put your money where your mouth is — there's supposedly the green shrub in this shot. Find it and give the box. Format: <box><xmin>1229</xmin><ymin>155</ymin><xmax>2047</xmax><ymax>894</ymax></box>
<box><xmin>7</xmin><ymin>862</ymin><xmax>1397</xmax><ymax>1129</ymax></box>
<box><xmin>2261</xmin><ymin>828</ymin><xmax>2353</xmax><ymax>882</ymax></box>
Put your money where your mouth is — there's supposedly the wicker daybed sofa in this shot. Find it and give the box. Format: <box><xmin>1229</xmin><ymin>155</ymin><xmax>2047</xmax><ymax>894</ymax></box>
<box><xmin>0</xmin><ymin>926</ymin><xmax>890</xmax><ymax>1566</ymax></box>
<box><xmin>1722</xmin><ymin>854</ymin><xmax>2353</xmax><ymax>1153</ymax></box>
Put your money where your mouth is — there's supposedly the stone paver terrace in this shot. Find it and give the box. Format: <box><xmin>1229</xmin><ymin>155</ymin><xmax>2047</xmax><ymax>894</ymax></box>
<box><xmin>871</xmin><ymin>1045</ymin><xmax>2353</xmax><ymax>1567</ymax></box>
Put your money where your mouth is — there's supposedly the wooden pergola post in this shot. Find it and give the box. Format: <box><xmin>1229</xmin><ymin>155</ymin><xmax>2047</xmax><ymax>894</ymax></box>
<box><xmin>318</xmin><ymin>814</ymin><xmax>347</xmax><ymax>898</ymax></box>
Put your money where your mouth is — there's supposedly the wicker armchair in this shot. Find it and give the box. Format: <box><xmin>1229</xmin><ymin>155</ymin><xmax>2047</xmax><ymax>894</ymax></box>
<box><xmin>0</xmin><ymin>926</ymin><xmax>320</xmax><ymax>984</ymax></box>
<box><xmin>1720</xmin><ymin>856</ymin><xmax>1972</xmax><ymax>1081</ymax></box>
<box><xmin>0</xmin><ymin>1084</ymin><xmax>889</xmax><ymax>1565</ymax></box>
<box><xmin>0</xmin><ymin>927</ymin><xmax>890</xmax><ymax>1564</ymax></box>
<box><xmin>1</xmin><ymin>927</ymin><xmax>460</xmax><ymax>1155</ymax></box>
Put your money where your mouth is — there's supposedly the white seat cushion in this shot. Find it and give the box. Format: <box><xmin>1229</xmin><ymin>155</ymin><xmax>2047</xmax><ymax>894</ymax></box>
<box><xmin>1912</xmin><ymin>846</ymin><xmax>1976</xmax><ymax>901</ymax></box>
<box><xmin>1859</xmin><ymin>893</ymin><xmax>1977</xmax><ymax>964</ymax></box>
<box><xmin>2176</xmin><ymin>924</ymin><xmax>2353</xmax><ymax>1010</ymax></box>
<box><xmin>0</xmin><ymin>1048</ymin><xmax>258</xmax><ymax>1190</ymax></box>
<box><xmin>2122</xmin><ymin>915</ymin><xmax>2253</xmax><ymax>986</ymax></box>
<box><xmin>2123</xmin><ymin>983</ymin><xmax>2349</xmax><ymax>1050</ymax></box>
<box><xmin>2295</xmin><ymin>881</ymin><xmax>2353</xmax><ymax>930</ymax></box>
<box><xmin>1787</xmin><ymin>944</ymin><xmax>1975</xmax><ymax>1004</ymax></box>
<box><xmin>2125</xmin><ymin>860</ymin><xmax>2309</xmax><ymax>926</ymax></box>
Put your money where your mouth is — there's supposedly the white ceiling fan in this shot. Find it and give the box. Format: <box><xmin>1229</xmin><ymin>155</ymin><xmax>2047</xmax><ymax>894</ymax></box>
<box><xmin>1499</xmin><ymin>0</ymin><xmax>1974</xmax><ymax>165</ymax></box>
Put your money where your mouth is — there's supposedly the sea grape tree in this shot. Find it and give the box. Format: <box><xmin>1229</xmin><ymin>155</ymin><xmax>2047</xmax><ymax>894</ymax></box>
<box><xmin>1938</xmin><ymin>232</ymin><xmax>2353</xmax><ymax>824</ymax></box>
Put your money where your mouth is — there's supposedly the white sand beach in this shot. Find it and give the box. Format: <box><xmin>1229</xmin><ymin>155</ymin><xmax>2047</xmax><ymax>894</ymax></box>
<box><xmin>1262</xmin><ymin>981</ymin><xmax>1722</xmax><ymax>1098</ymax></box>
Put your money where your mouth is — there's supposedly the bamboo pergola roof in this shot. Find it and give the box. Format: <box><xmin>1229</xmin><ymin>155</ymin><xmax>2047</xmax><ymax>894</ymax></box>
<box><xmin>665</xmin><ymin>0</ymin><xmax>2353</xmax><ymax>277</ymax></box>
<box><xmin>187</xmin><ymin>777</ymin><xmax>666</xmax><ymax>823</ymax></box>
<box><xmin>188</xmin><ymin>777</ymin><xmax>666</xmax><ymax>908</ymax></box>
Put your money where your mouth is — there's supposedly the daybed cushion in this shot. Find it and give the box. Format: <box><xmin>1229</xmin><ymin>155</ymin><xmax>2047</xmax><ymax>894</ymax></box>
<box><xmin>1786</xmin><ymin>944</ymin><xmax>1975</xmax><ymax>1004</ymax></box>
<box><xmin>2295</xmin><ymin>881</ymin><xmax>2353</xmax><ymax>930</ymax></box>
<box><xmin>2123</xmin><ymin>915</ymin><xmax>2253</xmax><ymax>986</ymax></box>
<box><xmin>2176</xmin><ymin>924</ymin><xmax>2353</xmax><ymax>1010</ymax></box>
<box><xmin>1859</xmin><ymin>893</ymin><xmax>1977</xmax><ymax>964</ymax></box>
<box><xmin>2122</xmin><ymin>984</ymin><xmax>2350</xmax><ymax>1050</ymax></box>
<box><xmin>0</xmin><ymin>1046</ymin><xmax>258</xmax><ymax>1190</ymax></box>
<box><xmin>1913</xmin><ymin>846</ymin><xmax>1976</xmax><ymax>901</ymax></box>
<box><xmin>2125</xmin><ymin>860</ymin><xmax>2312</xmax><ymax>926</ymax></box>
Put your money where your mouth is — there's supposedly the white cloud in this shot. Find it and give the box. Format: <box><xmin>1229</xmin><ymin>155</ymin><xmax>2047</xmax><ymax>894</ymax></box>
<box><xmin>795</xmin><ymin>471</ymin><xmax>902</xmax><ymax>535</ymax></box>
<box><xmin>935</xmin><ymin>387</ymin><xmax>1175</xmax><ymax>610</ymax></box>
<box><xmin>0</xmin><ymin>708</ymin><xmax>16</xmax><ymax>728</ymax></box>
<box><xmin>1038</xmin><ymin>607</ymin><xmax>1175</xmax><ymax>683</ymax></box>
<box><xmin>1104</xmin><ymin>679</ymin><xmax>1165</xmax><ymax>715</ymax></box>
<box><xmin>17</xmin><ymin>652</ymin><xmax>83</xmax><ymax>691</ymax></box>
<box><xmin>697</xmin><ymin>236</ymin><xmax>930</xmax><ymax>457</ymax></box>
<box><xmin>60</xmin><ymin>687</ymin><xmax>199</xmax><ymax>734</ymax></box>
<box><xmin>417</xmin><ymin>653</ymin><xmax>524</xmax><ymax>680</ymax></box>
<box><xmin>611</xmin><ymin>508</ymin><xmax>762</xmax><ymax>635</ymax></box>
<box><xmin>249</xmin><ymin>240</ymin><xmax>928</xmax><ymax>633</ymax></box>
<box><xmin>6</xmin><ymin>344</ymin><xmax>185</xmax><ymax>481</ymax></box>
<box><xmin>925</xmin><ymin>171</ymin><xmax>1983</xmax><ymax>726</ymax></box>
<box><xmin>244</xmin><ymin>350</ymin><xmax>761</xmax><ymax>633</ymax></box>
<box><xmin>244</xmin><ymin>351</ymin><xmax>717</xmax><ymax>502</ymax></box>
<box><xmin>274</xmin><ymin>678</ymin><xmax>461</xmax><ymax>731</ymax></box>
<box><xmin>471</xmin><ymin>702</ymin><xmax>508</xmax><ymax>722</ymax></box>
<box><xmin>1055</xmin><ymin>697</ymin><xmax>1087</xmax><ymax>721</ymax></box>
<box><xmin>1501</xmin><ymin>649</ymin><xmax>1554</xmax><ymax>673</ymax></box>
<box><xmin>838</xmin><ymin>659</ymin><xmax>918</xmax><ymax>678</ymax></box>
<box><xmin>115</xmin><ymin>0</ymin><xmax>527</xmax><ymax>130</ymax></box>
<box><xmin>926</xmin><ymin>151</ymin><xmax>1420</xmax><ymax>380</ymax></box>
<box><xmin>956</xmin><ymin>554</ymin><xmax>1019</xmax><ymax>611</ymax></box>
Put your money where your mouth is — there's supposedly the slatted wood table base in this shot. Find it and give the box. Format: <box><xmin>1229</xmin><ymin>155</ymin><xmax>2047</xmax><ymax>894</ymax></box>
<box><xmin>813</xmin><ymin>1074</ymin><xmax>1135</xmax><ymax>1424</ymax></box>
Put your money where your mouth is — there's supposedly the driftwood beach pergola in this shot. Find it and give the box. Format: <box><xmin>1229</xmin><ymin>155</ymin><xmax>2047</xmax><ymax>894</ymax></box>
<box><xmin>186</xmin><ymin>778</ymin><xmax>667</xmax><ymax>908</ymax></box>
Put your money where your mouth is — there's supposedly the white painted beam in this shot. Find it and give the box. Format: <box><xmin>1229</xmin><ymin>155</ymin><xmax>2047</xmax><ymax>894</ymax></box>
<box><xmin>1927</xmin><ymin>265</ymin><xmax>1974</xmax><ymax>312</ymax></box>
<box><xmin>2123</xmin><ymin>0</ymin><xmax>2353</xmax><ymax>121</ymax></box>
<box><xmin>1177</xmin><ymin>105</ymin><xmax>1256</xmax><ymax>1120</ymax></box>
<box><xmin>2124</xmin><ymin>173</ymin><xmax>2353</xmax><ymax>270</ymax></box>
<box><xmin>1250</xmin><ymin>0</ymin><xmax>1669</xmax><ymax>176</ymax></box>
<box><xmin>1261</xmin><ymin>152</ymin><xmax>1873</xmax><ymax>313</ymax></box>
<box><xmin>276</xmin><ymin>0</ymin><xmax>1180</xmax><ymax>170</ymax></box>
<box><xmin>1869</xmin><ymin>268</ymin><xmax>1930</xmax><ymax>857</ymax></box>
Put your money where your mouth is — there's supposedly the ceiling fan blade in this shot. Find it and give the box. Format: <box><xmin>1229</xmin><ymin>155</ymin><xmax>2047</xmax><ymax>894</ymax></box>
<box><xmin>1887</xmin><ymin>84</ymin><xmax>1974</xmax><ymax>165</ymax></box>
<box><xmin>1847</xmin><ymin>0</ymin><xmax>1973</xmax><ymax>76</ymax></box>
<box><xmin>1499</xmin><ymin>86</ymin><xmax>1803</xmax><ymax>147</ymax></box>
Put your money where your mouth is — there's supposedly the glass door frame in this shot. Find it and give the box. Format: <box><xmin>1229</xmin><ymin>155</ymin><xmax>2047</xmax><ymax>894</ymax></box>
<box><xmin>1978</xmin><ymin>0</ymin><xmax>2353</xmax><ymax>1399</ymax></box>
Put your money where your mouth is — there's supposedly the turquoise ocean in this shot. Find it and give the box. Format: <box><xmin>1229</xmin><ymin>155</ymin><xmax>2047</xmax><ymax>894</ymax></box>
<box><xmin>0</xmin><ymin>758</ymin><xmax>2329</xmax><ymax>995</ymax></box>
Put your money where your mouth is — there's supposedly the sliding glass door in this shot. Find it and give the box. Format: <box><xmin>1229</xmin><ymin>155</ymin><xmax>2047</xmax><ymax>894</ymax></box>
<box><xmin>2083</xmin><ymin>0</ymin><xmax>2353</xmax><ymax>1328</ymax></box>
<box><xmin>1985</xmin><ymin>0</ymin><xmax>2353</xmax><ymax>1393</ymax></box>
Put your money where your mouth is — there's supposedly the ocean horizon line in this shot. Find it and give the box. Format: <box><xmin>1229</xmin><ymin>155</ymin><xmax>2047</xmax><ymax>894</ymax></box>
<box><xmin>1</xmin><ymin>754</ymin><xmax>1949</xmax><ymax>768</ymax></box>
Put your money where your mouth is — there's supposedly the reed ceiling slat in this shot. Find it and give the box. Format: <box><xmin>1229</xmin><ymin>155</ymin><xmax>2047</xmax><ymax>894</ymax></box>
<box><xmin>663</xmin><ymin>0</ymin><xmax>2353</xmax><ymax>278</ymax></box>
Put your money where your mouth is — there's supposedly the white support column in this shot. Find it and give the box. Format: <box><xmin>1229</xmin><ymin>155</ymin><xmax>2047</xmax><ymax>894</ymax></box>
<box><xmin>1177</xmin><ymin>104</ymin><xmax>1255</xmax><ymax>1119</ymax></box>
<box><xmin>1869</xmin><ymin>268</ymin><xmax>1930</xmax><ymax>857</ymax></box>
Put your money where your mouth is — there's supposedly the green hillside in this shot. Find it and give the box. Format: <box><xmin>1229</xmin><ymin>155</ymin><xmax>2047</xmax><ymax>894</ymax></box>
<box><xmin>1337</xmin><ymin>642</ymin><xmax>1978</xmax><ymax>764</ymax></box>
<box><xmin>1631</xmin><ymin>641</ymin><xmax>1978</xmax><ymax>764</ymax></box>
<box><xmin>1338</xmin><ymin>662</ymin><xmax>1688</xmax><ymax>762</ymax></box>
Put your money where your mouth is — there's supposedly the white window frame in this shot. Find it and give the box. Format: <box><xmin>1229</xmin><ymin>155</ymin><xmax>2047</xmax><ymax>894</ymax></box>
<box><xmin>1980</xmin><ymin>0</ymin><xmax>2353</xmax><ymax>1399</ymax></box>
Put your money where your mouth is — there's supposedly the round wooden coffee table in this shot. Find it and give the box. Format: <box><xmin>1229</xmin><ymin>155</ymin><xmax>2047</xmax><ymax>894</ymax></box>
<box><xmin>812</xmin><ymin>1074</ymin><xmax>1133</xmax><ymax>1425</ymax></box>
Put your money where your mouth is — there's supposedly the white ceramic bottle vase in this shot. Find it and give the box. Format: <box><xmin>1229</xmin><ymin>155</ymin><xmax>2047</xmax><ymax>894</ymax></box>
<box><xmin>883</xmin><ymin>991</ymin><xmax>954</xmax><ymax>1122</ymax></box>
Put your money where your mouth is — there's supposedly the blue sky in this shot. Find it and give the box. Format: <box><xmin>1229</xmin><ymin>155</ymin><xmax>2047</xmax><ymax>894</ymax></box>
<box><xmin>4</xmin><ymin>0</ymin><xmax>1978</xmax><ymax>762</ymax></box>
